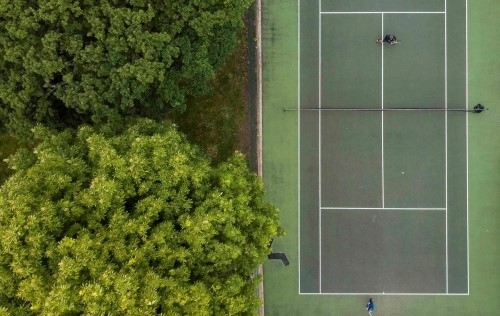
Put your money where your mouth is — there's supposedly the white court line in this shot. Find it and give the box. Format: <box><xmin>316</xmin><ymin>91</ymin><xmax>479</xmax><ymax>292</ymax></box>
<box><xmin>465</xmin><ymin>0</ymin><xmax>470</xmax><ymax>294</ymax></box>
<box><xmin>444</xmin><ymin>0</ymin><xmax>449</xmax><ymax>294</ymax></box>
<box><xmin>297</xmin><ymin>0</ymin><xmax>301</xmax><ymax>294</ymax></box>
<box><xmin>381</xmin><ymin>13</ymin><xmax>385</xmax><ymax>208</ymax></box>
<box><xmin>321</xmin><ymin>207</ymin><xmax>447</xmax><ymax>211</ymax></box>
<box><xmin>318</xmin><ymin>0</ymin><xmax>322</xmax><ymax>294</ymax></box>
<box><xmin>321</xmin><ymin>11</ymin><xmax>446</xmax><ymax>14</ymax></box>
<box><xmin>299</xmin><ymin>292</ymin><xmax>469</xmax><ymax>296</ymax></box>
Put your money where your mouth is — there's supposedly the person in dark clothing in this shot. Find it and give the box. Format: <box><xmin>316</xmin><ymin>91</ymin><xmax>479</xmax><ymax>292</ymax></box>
<box><xmin>366</xmin><ymin>298</ymin><xmax>375</xmax><ymax>315</ymax></box>
<box><xmin>376</xmin><ymin>34</ymin><xmax>400</xmax><ymax>45</ymax></box>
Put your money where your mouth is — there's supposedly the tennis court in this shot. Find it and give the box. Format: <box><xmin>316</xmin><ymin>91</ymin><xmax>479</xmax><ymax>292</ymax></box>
<box><xmin>298</xmin><ymin>0</ymin><xmax>468</xmax><ymax>295</ymax></box>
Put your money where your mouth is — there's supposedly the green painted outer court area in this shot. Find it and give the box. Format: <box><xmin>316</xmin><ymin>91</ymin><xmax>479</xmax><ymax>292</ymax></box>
<box><xmin>262</xmin><ymin>0</ymin><xmax>500</xmax><ymax>314</ymax></box>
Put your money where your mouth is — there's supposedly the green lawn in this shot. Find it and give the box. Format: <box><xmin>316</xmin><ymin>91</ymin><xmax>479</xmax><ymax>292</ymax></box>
<box><xmin>0</xmin><ymin>135</ymin><xmax>19</xmax><ymax>185</ymax></box>
<box><xmin>169</xmin><ymin>29</ymin><xmax>250</xmax><ymax>166</ymax></box>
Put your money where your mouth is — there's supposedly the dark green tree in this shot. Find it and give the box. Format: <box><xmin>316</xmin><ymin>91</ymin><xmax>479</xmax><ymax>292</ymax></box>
<box><xmin>0</xmin><ymin>119</ymin><xmax>281</xmax><ymax>315</ymax></box>
<box><xmin>0</xmin><ymin>0</ymin><xmax>252</xmax><ymax>140</ymax></box>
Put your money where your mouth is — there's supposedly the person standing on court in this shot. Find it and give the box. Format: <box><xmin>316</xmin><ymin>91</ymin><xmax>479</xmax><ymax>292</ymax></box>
<box><xmin>366</xmin><ymin>298</ymin><xmax>375</xmax><ymax>315</ymax></box>
<box><xmin>376</xmin><ymin>34</ymin><xmax>399</xmax><ymax>45</ymax></box>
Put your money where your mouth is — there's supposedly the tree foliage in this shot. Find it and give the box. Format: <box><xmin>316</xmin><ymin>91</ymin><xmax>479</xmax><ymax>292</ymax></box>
<box><xmin>0</xmin><ymin>119</ymin><xmax>280</xmax><ymax>315</ymax></box>
<box><xmin>0</xmin><ymin>0</ymin><xmax>252</xmax><ymax>140</ymax></box>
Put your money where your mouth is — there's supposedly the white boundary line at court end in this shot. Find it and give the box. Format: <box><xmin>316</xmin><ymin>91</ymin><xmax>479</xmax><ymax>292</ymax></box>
<box><xmin>320</xmin><ymin>11</ymin><xmax>445</xmax><ymax>15</ymax></box>
<box><xmin>299</xmin><ymin>292</ymin><xmax>469</xmax><ymax>296</ymax></box>
<box><xmin>320</xmin><ymin>207</ymin><xmax>446</xmax><ymax>211</ymax></box>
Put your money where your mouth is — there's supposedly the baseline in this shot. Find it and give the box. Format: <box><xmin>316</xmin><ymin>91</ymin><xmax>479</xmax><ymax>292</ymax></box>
<box><xmin>321</xmin><ymin>207</ymin><xmax>446</xmax><ymax>210</ymax></box>
<box><xmin>299</xmin><ymin>292</ymin><xmax>469</xmax><ymax>296</ymax></box>
<box><xmin>321</xmin><ymin>11</ymin><xmax>445</xmax><ymax>15</ymax></box>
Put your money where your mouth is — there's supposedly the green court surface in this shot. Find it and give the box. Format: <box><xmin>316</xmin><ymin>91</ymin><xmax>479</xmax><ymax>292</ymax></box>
<box><xmin>301</xmin><ymin>0</ymin><xmax>467</xmax><ymax>295</ymax></box>
<box><xmin>262</xmin><ymin>0</ymin><xmax>500</xmax><ymax>314</ymax></box>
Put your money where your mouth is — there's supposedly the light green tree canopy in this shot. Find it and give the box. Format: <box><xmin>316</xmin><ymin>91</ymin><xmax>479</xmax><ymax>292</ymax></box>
<box><xmin>0</xmin><ymin>119</ymin><xmax>281</xmax><ymax>315</ymax></box>
<box><xmin>0</xmin><ymin>0</ymin><xmax>252</xmax><ymax>139</ymax></box>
